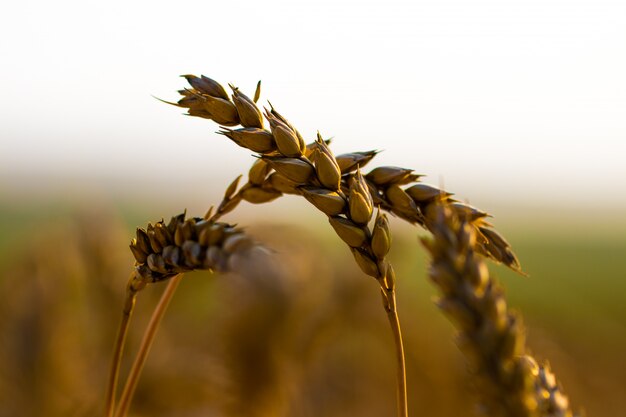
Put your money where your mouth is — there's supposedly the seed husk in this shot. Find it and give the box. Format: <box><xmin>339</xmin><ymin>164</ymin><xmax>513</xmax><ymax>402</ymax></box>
<box><xmin>174</xmin><ymin>224</ymin><xmax>186</xmax><ymax>246</ymax></box>
<box><xmin>248</xmin><ymin>159</ymin><xmax>271</xmax><ymax>185</ymax></box>
<box><xmin>147</xmin><ymin>253</ymin><xmax>168</xmax><ymax>274</ymax></box>
<box><xmin>268</xmin><ymin>172</ymin><xmax>299</xmax><ymax>194</ymax></box>
<box><xmin>314</xmin><ymin>133</ymin><xmax>342</xmax><ymax>191</ymax></box>
<box><xmin>135</xmin><ymin>228</ymin><xmax>151</xmax><ymax>254</ymax></box>
<box><xmin>335</xmin><ymin>150</ymin><xmax>379</xmax><ymax>173</ymax></box>
<box><xmin>232</xmin><ymin>90</ymin><xmax>264</xmax><ymax>128</ymax></box>
<box><xmin>206</xmin><ymin>224</ymin><xmax>225</xmax><ymax>246</ymax></box>
<box><xmin>305</xmin><ymin>138</ymin><xmax>332</xmax><ymax>159</ymax></box>
<box><xmin>371</xmin><ymin>212</ymin><xmax>391</xmax><ymax>259</ymax></box>
<box><xmin>218</xmin><ymin>128</ymin><xmax>276</xmax><ymax>154</ymax></box>
<box><xmin>348</xmin><ymin>170</ymin><xmax>374</xmax><ymax>225</ymax></box>
<box><xmin>272</xmin><ymin>124</ymin><xmax>303</xmax><ymax>157</ymax></box>
<box><xmin>182</xmin><ymin>240</ymin><xmax>203</xmax><ymax>266</ymax></box>
<box><xmin>242</xmin><ymin>186</ymin><xmax>282</xmax><ymax>204</ymax></box>
<box><xmin>197</xmin><ymin>226</ymin><xmax>209</xmax><ymax>246</ymax></box>
<box><xmin>223</xmin><ymin>233</ymin><xmax>253</xmax><ymax>254</ymax></box>
<box><xmin>205</xmin><ymin>246</ymin><xmax>226</xmax><ymax>271</ymax></box>
<box><xmin>405</xmin><ymin>183</ymin><xmax>452</xmax><ymax>203</ymax></box>
<box><xmin>386</xmin><ymin>185</ymin><xmax>418</xmax><ymax>213</ymax></box>
<box><xmin>480</xmin><ymin>229</ymin><xmax>522</xmax><ymax>272</ymax></box>
<box><xmin>349</xmin><ymin>190</ymin><xmax>372</xmax><ymax>225</ymax></box>
<box><xmin>161</xmin><ymin>245</ymin><xmax>181</xmax><ymax>267</ymax></box>
<box><xmin>130</xmin><ymin>240</ymin><xmax>148</xmax><ymax>263</ymax></box>
<box><xmin>300</xmin><ymin>187</ymin><xmax>347</xmax><ymax>216</ymax></box>
<box><xmin>217</xmin><ymin>197</ymin><xmax>242</xmax><ymax>218</ymax></box>
<box><xmin>181</xmin><ymin>74</ymin><xmax>229</xmax><ymax>100</ymax></box>
<box><xmin>262</xmin><ymin>157</ymin><xmax>314</xmax><ymax>184</ymax></box>
<box><xmin>329</xmin><ymin>216</ymin><xmax>368</xmax><ymax>247</ymax></box>
<box><xmin>201</xmin><ymin>94</ymin><xmax>240</xmax><ymax>126</ymax></box>
<box><xmin>147</xmin><ymin>230</ymin><xmax>163</xmax><ymax>253</ymax></box>
<box><xmin>154</xmin><ymin>222</ymin><xmax>172</xmax><ymax>247</ymax></box>
<box><xmin>448</xmin><ymin>202</ymin><xmax>489</xmax><ymax>222</ymax></box>
<box><xmin>351</xmin><ymin>248</ymin><xmax>380</xmax><ymax>278</ymax></box>
<box><xmin>366</xmin><ymin>166</ymin><xmax>415</xmax><ymax>186</ymax></box>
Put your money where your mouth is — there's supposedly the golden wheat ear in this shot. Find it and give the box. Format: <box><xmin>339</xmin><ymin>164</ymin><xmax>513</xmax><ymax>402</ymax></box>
<box><xmin>422</xmin><ymin>203</ymin><xmax>577</xmax><ymax>417</ymax></box>
<box><xmin>171</xmin><ymin>74</ymin><xmax>524</xmax><ymax>274</ymax></box>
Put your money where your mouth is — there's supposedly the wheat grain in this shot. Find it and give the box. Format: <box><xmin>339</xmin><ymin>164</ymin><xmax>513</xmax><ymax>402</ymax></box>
<box><xmin>421</xmin><ymin>203</ymin><xmax>577</xmax><ymax>417</ymax></box>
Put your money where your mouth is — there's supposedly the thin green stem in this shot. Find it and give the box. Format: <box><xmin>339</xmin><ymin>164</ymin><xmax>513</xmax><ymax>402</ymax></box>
<box><xmin>114</xmin><ymin>274</ymin><xmax>183</xmax><ymax>417</ymax></box>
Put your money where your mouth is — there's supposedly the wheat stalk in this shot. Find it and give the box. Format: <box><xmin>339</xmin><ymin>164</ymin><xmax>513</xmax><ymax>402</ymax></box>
<box><xmin>113</xmin><ymin>274</ymin><xmax>182</xmax><ymax>417</ymax></box>
<box><xmin>421</xmin><ymin>202</ymin><xmax>577</xmax><ymax>417</ymax></box>
<box><xmin>104</xmin><ymin>271</ymin><xmax>141</xmax><ymax>417</ymax></box>
<box><xmin>106</xmin><ymin>211</ymin><xmax>265</xmax><ymax>417</ymax></box>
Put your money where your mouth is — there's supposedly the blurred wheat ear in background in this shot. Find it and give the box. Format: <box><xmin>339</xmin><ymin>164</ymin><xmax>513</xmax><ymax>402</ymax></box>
<box><xmin>422</xmin><ymin>203</ymin><xmax>578</xmax><ymax>417</ymax></box>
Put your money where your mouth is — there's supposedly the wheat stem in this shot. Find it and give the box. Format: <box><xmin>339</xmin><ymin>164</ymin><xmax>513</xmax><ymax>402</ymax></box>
<box><xmin>104</xmin><ymin>272</ymin><xmax>140</xmax><ymax>417</ymax></box>
<box><xmin>383</xmin><ymin>287</ymin><xmax>408</xmax><ymax>417</ymax></box>
<box><xmin>114</xmin><ymin>274</ymin><xmax>183</xmax><ymax>417</ymax></box>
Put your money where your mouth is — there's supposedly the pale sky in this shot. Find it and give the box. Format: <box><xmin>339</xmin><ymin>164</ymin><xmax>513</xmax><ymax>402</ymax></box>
<box><xmin>1</xmin><ymin>0</ymin><xmax>625</xmax><ymax>210</ymax></box>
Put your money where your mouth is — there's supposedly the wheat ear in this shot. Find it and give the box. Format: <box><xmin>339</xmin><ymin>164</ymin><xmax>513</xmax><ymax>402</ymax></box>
<box><xmin>421</xmin><ymin>203</ymin><xmax>577</xmax><ymax>417</ymax></box>
<box><xmin>108</xmin><ymin>211</ymin><xmax>264</xmax><ymax>417</ymax></box>
<box><xmin>169</xmin><ymin>74</ymin><xmax>521</xmax><ymax>274</ymax></box>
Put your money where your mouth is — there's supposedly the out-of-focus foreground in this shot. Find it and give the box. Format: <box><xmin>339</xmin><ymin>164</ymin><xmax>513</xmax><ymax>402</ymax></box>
<box><xmin>0</xmin><ymin>202</ymin><xmax>624</xmax><ymax>417</ymax></box>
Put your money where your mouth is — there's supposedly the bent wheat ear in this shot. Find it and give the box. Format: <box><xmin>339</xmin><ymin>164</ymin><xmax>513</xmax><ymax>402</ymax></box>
<box><xmin>172</xmin><ymin>75</ymin><xmax>522</xmax><ymax>272</ymax></box>
<box><xmin>421</xmin><ymin>203</ymin><xmax>577</xmax><ymax>417</ymax></box>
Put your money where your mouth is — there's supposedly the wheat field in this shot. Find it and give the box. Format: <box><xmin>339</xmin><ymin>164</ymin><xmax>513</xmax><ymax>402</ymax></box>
<box><xmin>1</xmin><ymin>75</ymin><xmax>625</xmax><ymax>417</ymax></box>
<box><xmin>0</xmin><ymin>203</ymin><xmax>625</xmax><ymax>416</ymax></box>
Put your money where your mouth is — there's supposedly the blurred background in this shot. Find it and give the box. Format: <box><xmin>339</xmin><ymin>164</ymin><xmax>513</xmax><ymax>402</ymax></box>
<box><xmin>1</xmin><ymin>0</ymin><xmax>625</xmax><ymax>416</ymax></box>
